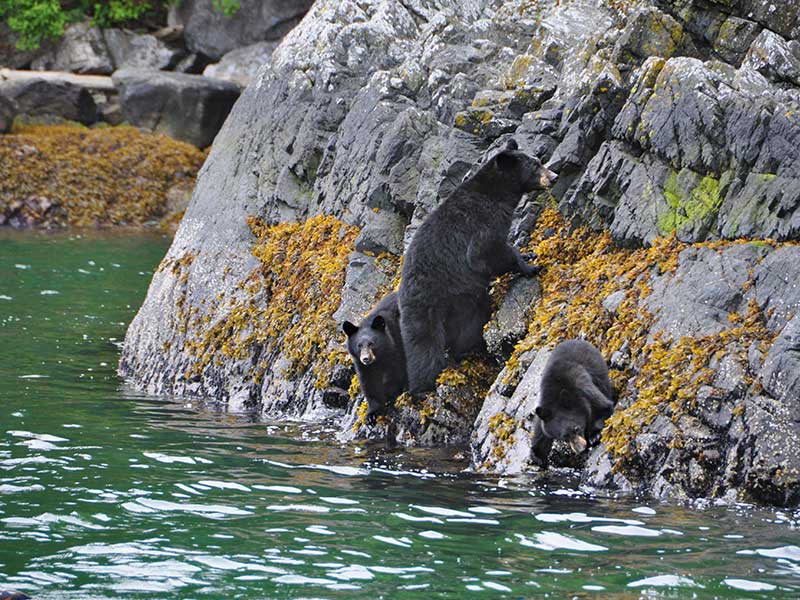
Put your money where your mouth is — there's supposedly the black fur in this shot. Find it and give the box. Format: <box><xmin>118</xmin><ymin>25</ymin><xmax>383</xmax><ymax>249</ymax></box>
<box><xmin>398</xmin><ymin>139</ymin><xmax>557</xmax><ymax>394</ymax></box>
<box><xmin>342</xmin><ymin>292</ymin><xmax>407</xmax><ymax>426</ymax></box>
<box><xmin>531</xmin><ymin>339</ymin><xmax>615</xmax><ymax>468</ymax></box>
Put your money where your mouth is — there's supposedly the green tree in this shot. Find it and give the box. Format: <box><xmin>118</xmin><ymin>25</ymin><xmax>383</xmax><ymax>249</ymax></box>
<box><xmin>0</xmin><ymin>0</ymin><xmax>241</xmax><ymax>51</ymax></box>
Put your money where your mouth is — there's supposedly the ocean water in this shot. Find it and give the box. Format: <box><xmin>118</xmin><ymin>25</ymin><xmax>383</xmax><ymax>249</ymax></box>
<box><xmin>1</xmin><ymin>230</ymin><xmax>798</xmax><ymax>599</ymax></box>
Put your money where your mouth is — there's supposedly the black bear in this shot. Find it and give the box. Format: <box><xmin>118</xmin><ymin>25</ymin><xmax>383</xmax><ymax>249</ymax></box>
<box><xmin>398</xmin><ymin>139</ymin><xmax>557</xmax><ymax>394</ymax></box>
<box><xmin>342</xmin><ymin>291</ymin><xmax>406</xmax><ymax>426</ymax></box>
<box><xmin>530</xmin><ymin>339</ymin><xmax>615</xmax><ymax>468</ymax></box>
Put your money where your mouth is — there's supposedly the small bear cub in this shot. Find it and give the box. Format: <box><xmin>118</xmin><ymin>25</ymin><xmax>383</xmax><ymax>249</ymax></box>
<box><xmin>531</xmin><ymin>339</ymin><xmax>615</xmax><ymax>467</ymax></box>
<box><xmin>342</xmin><ymin>292</ymin><xmax>406</xmax><ymax>426</ymax></box>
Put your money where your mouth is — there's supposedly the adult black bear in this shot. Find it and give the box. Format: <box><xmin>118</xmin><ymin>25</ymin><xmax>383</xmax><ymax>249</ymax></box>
<box><xmin>398</xmin><ymin>139</ymin><xmax>557</xmax><ymax>395</ymax></box>
<box><xmin>342</xmin><ymin>292</ymin><xmax>406</xmax><ymax>425</ymax></box>
<box><xmin>531</xmin><ymin>339</ymin><xmax>615</xmax><ymax>468</ymax></box>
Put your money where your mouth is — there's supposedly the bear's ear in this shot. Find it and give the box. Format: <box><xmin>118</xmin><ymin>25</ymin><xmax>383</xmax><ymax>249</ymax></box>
<box><xmin>505</xmin><ymin>138</ymin><xmax>518</xmax><ymax>151</ymax></box>
<box><xmin>495</xmin><ymin>149</ymin><xmax>518</xmax><ymax>172</ymax></box>
<box><xmin>371</xmin><ymin>315</ymin><xmax>386</xmax><ymax>330</ymax></box>
<box><xmin>535</xmin><ymin>406</ymin><xmax>552</xmax><ymax>421</ymax></box>
<box><xmin>342</xmin><ymin>321</ymin><xmax>358</xmax><ymax>337</ymax></box>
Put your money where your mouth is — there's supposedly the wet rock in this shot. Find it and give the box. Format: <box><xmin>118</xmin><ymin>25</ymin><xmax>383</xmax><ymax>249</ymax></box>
<box><xmin>332</xmin><ymin>251</ymin><xmax>396</xmax><ymax>328</ymax></box>
<box><xmin>602</xmin><ymin>290</ymin><xmax>627</xmax><ymax>314</ymax></box>
<box><xmin>104</xmin><ymin>29</ymin><xmax>185</xmax><ymax>71</ymax></box>
<box><xmin>484</xmin><ymin>277</ymin><xmax>541</xmax><ymax>360</ymax></box>
<box><xmin>645</xmin><ymin>243</ymin><xmax>768</xmax><ymax>339</ymax></box>
<box><xmin>0</xmin><ymin>77</ymin><xmax>98</xmax><ymax>125</ymax></box>
<box><xmin>583</xmin><ymin>445</ymin><xmax>633</xmax><ymax>491</ymax></box>
<box><xmin>203</xmin><ymin>41</ymin><xmax>279</xmax><ymax>87</ymax></box>
<box><xmin>112</xmin><ymin>69</ymin><xmax>240</xmax><ymax>147</ymax></box>
<box><xmin>760</xmin><ymin>316</ymin><xmax>800</xmax><ymax>405</ymax></box>
<box><xmin>169</xmin><ymin>0</ymin><xmax>313</xmax><ymax>61</ymax></box>
<box><xmin>354</xmin><ymin>208</ymin><xmax>407</xmax><ymax>256</ymax></box>
<box><xmin>740</xmin><ymin>395</ymin><xmax>800</xmax><ymax>506</ymax></box>
<box><xmin>753</xmin><ymin>247</ymin><xmax>800</xmax><ymax>330</ymax></box>
<box><xmin>119</xmin><ymin>0</ymin><xmax>800</xmax><ymax>507</ymax></box>
<box><xmin>471</xmin><ymin>349</ymin><xmax>549</xmax><ymax>475</ymax></box>
<box><xmin>31</xmin><ymin>21</ymin><xmax>113</xmax><ymax>74</ymax></box>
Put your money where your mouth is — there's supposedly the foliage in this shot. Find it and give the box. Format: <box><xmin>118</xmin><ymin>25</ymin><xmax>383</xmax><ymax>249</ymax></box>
<box><xmin>0</xmin><ymin>0</ymin><xmax>241</xmax><ymax>50</ymax></box>
<box><xmin>212</xmin><ymin>0</ymin><xmax>238</xmax><ymax>17</ymax></box>
<box><xmin>0</xmin><ymin>0</ymin><xmax>68</xmax><ymax>50</ymax></box>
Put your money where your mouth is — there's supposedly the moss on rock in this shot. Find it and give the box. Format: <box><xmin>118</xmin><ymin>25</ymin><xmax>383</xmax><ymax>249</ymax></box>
<box><xmin>0</xmin><ymin>123</ymin><xmax>205</xmax><ymax>228</ymax></box>
<box><xmin>658</xmin><ymin>169</ymin><xmax>723</xmax><ymax>237</ymax></box>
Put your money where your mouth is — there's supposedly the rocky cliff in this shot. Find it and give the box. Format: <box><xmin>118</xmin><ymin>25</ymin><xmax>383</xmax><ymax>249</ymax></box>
<box><xmin>120</xmin><ymin>0</ymin><xmax>800</xmax><ymax>506</ymax></box>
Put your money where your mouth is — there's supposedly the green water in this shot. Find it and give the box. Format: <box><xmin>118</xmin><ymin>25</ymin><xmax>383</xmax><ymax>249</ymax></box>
<box><xmin>1</xmin><ymin>231</ymin><xmax>799</xmax><ymax>600</ymax></box>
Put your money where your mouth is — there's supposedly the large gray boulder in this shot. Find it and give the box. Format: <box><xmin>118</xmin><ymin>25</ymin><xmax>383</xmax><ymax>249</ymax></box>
<box><xmin>103</xmin><ymin>29</ymin><xmax>185</xmax><ymax>71</ymax></box>
<box><xmin>112</xmin><ymin>69</ymin><xmax>240</xmax><ymax>147</ymax></box>
<box><xmin>0</xmin><ymin>77</ymin><xmax>98</xmax><ymax>124</ymax></box>
<box><xmin>168</xmin><ymin>0</ymin><xmax>314</xmax><ymax>61</ymax></box>
<box><xmin>31</xmin><ymin>21</ymin><xmax>113</xmax><ymax>74</ymax></box>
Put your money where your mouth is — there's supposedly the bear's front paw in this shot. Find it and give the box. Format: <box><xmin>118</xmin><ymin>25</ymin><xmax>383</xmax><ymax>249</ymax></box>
<box><xmin>529</xmin><ymin>452</ymin><xmax>549</xmax><ymax>470</ymax></box>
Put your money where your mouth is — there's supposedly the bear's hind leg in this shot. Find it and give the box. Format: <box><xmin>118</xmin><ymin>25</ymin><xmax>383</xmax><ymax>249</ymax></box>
<box><xmin>401</xmin><ymin>309</ymin><xmax>447</xmax><ymax>396</ymax></box>
<box><xmin>447</xmin><ymin>293</ymin><xmax>490</xmax><ymax>360</ymax></box>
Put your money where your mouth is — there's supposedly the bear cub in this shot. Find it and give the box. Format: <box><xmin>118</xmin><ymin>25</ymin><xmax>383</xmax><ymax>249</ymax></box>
<box><xmin>531</xmin><ymin>339</ymin><xmax>615</xmax><ymax>468</ymax></box>
<box><xmin>399</xmin><ymin>138</ymin><xmax>558</xmax><ymax>395</ymax></box>
<box><xmin>342</xmin><ymin>292</ymin><xmax>406</xmax><ymax>426</ymax></box>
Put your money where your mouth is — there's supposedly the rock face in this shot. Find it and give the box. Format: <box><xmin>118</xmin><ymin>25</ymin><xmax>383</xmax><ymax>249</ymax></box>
<box><xmin>112</xmin><ymin>69</ymin><xmax>240</xmax><ymax>147</ymax></box>
<box><xmin>121</xmin><ymin>0</ymin><xmax>800</xmax><ymax>506</ymax></box>
<box><xmin>169</xmin><ymin>0</ymin><xmax>314</xmax><ymax>61</ymax></box>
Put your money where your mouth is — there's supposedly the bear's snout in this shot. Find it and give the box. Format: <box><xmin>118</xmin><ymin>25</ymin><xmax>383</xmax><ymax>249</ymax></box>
<box><xmin>359</xmin><ymin>346</ymin><xmax>376</xmax><ymax>366</ymax></box>
<box><xmin>567</xmin><ymin>428</ymin><xmax>587</xmax><ymax>454</ymax></box>
<box><xmin>539</xmin><ymin>167</ymin><xmax>558</xmax><ymax>188</ymax></box>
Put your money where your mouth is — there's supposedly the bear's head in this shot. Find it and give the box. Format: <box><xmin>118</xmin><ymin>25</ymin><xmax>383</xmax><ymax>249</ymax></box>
<box><xmin>477</xmin><ymin>139</ymin><xmax>558</xmax><ymax>199</ymax></box>
<box><xmin>343</xmin><ymin>315</ymin><xmax>390</xmax><ymax>367</ymax></box>
<box><xmin>535</xmin><ymin>371</ymin><xmax>593</xmax><ymax>453</ymax></box>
